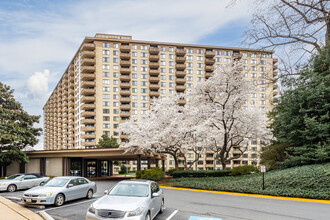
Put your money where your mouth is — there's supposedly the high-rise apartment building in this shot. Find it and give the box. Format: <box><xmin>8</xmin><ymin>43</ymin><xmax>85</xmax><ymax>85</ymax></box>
<box><xmin>43</xmin><ymin>33</ymin><xmax>278</xmax><ymax>170</ymax></box>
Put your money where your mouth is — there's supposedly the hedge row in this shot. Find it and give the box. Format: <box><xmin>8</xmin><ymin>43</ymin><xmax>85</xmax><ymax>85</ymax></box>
<box><xmin>171</xmin><ymin>165</ymin><xmax>257</xmax><ymax>178</ymax></box>
<box><xmin>171</xmin><ymin>163</ymin><xmax>330</xmax><ymax>200</ymax></box>
<box><xmin>136</xmin><ymin>167</ymin><xmax>165</xmax><ymax>181</ymax></box>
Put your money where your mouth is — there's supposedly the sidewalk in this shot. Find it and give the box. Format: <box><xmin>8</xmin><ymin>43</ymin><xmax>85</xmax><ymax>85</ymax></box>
<box><xmin>0</xmin><ymin>196</ymin><xmax>43</xmax><ymax>220</ymax></box>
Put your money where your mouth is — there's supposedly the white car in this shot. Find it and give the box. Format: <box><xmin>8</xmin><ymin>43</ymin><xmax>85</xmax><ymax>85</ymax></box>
<box><xmin>0</xmin><ymin>173</ymin><xmax>50</xmax><ymax>192</ymax></box>
<box><xmin>86</xmin><ymin>180</ymin><xmax>164</xmax><ymax>220</ymax></box>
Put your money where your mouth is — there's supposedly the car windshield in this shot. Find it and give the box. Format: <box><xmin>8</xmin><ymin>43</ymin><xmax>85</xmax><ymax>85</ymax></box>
<box><xmin>43</xmin><ymin>178</ymin><xmax>69</xmax><ymax>187</ymax></box>
<box><xmin>109</xmin><ymin>183</ymin><xmax>149</xmax><ymax>197</ymax></box>
<box><xmin>6</xmin><ymin>174</ymin><xmax>22</xmax><ymax>180</ymax></box>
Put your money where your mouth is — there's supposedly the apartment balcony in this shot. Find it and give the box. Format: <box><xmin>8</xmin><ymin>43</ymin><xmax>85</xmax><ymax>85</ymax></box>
<box><xmin>120</xmin><ymin>82</ymin><xmax>131</xmax><ymax>89</ymax></box>
<box><xmin>273</xmin><ymin>72</ymin><xmax>278</xmax><ymax>77</ymax></box>
<box><xmin>149</xmin><ymin>84</ymin><xmax>160</xmax><ymax>90</ymax></box>
<box><xmin>273</xmin><ymin>65</ymin><xmax>278</xmax><ymax>70</ymax></box>
<box><xmin>175</xmin><ymin>56</ymin><xmax>186</xmax><ymax>63</ymax></box>
<box><xmin>120</xmin><ymin>90</ymin><xmax>131</xmax><ymax>96</ymax></box>
<box><xmin>81</xmin><ymin>96</ymin><xmax>95</xmax><ymax>103</ymax></box>
<box><xmin>205</xmin><ymin>66</ymin><xmax>215</xmax><ymax>72</ymax></box>
<box><xmin>149</xmin><ymin>55</ymin><xmax>159</xmax><ymax>61</ymax></box>
<box><xmin>81</xmin><ymin>141</ymin><xmax>96</xmax><ymax>146</ymax></box>
<box><xmin>120</xmin><ymin>112</ymin><xmax>131</xmax><ymax>117</ymax></box>
<box><xmin>120</xmin><ymin>45</ymin><xmax>131</xmax><ymax>52</ymax></box>
<box><xmin>69</xmin><ymin>120</ymin><xmax>74</xmax><ymax>125</ymax></box>
<box><xmin>120</xmin><ymin>60</ymin><xmax>131</xmax><ymax>67</ymax></box>
<box><xmin>69</xmin><ymin>64</ymin><xmax>74</xmax><ymax>71</ymax></box>
<box><xmin>120</xmin><ymin>67</ymin><xmax>131</xmax><ymax>74</ymax></box>
<box><xmin>82</xmin><ymin>134</ymin><xmax>96</xmax><ymax>139</ymax></box>
<box><xmin>273</xmin><ymin>58</ymin><xmax>278</xmax><ymax>64</ymax></box>
<box><xmin>81</xmin><ymin>73</ymin><xmax>96</xmax><ymax>81</ymax></box>
<box><xmin>81</xmin><ymin>43</ymin><xmax>95</xmax><ymax>51</ymax></box>
<box><xmin>120</xmin><ymin>75</ymin><xmax>131</xmax><ymax>81</ymax></box>
<box><xmin>273</xmin><ymin>91</ymin><xmax>278</xmax><ymax>96</ymax></box>
<box><xmin>149</xmin><ymin>47</ymin><xmax>159</xmax><ymax>54</ymax></box>
<box><xmin>273</xmin><ymin>84</ymin><xmax>278</xmax><ymax>90</ymax></box>
<box><xmin>81</xmin><ymin>88</ymin><xmax>95</xmax><ymax>96</ymax></box>
<box><xmin>205</xmin><ymin>58</ymin><xmax>215</xmax><ymax>65</ymax></box>
<box><xmin>149</xmin><ymin>69</ymin><xmax>160</xmax><ymax>76</ymax></box>
<box><xmin>175</xmin><ymin>71</ymin><xmax>186</xmax><ymax>77</ymax></box>
<box><xmin>81</xmin><ymin>66</ymin><xmax>95</xmax><ymax>73</ymax></box>
<box><xmin>81</xmin><ymin>104</ymin><xmax>96</xmax><ymax>110</ymax></box>
<box><xmin>120</xmin><ymin>53</ymin><xmax>131</xmax><ymax>60</ymax></box>
<box><xmin>81</xmin><ymin>126</ymin><xmax>96</xmax><ymax>132</ymax></box>
<box><xmin>178</xmin><ymin>99</ymin><xmax>186</xmax><ymax>105</ymax></box>
<box><xmin>175</xmin><ymin>85</ymin><xmax>186</xmax><ymax>91</ymax></box>
<box><xmin>176</xmin><ymin>49</ymin><xmax>186</xmax><ymax>55</ymax></box>
<box><xmin>120</xmin><ymin>105</ymin><xmax>131</xmax><ymax>111</ymax></box>
<box><xmin>149</xmin><ymin>62</ymin><xmax>159</xmax><ymax>68</ymax></box>
<box><xmin>81</xmin><ymin>58</ymin><xmax>95</xmax><ymax>66</ymax></box>
<box><xmin>149</xmin><ymin>91</ymin><xmax>160</xmax><ymax>97</ymax></box>
<box><xmin>81</xmin><ymin>111</ymin><xmax>95</xmax><ymax>117</ymax></box>
<box><xmin>120</xmin><ymin>134</ymin><xmax>129</xmax><ymax>139</ymax></box>
<box><xmin>176</xmin><ymin>78</ymin><xmax>186</xmax><ymax>84</ymax></box>
<box><xmin>149</xmin><ymin>76</ymin><xmax>159</xmax><ymax>83</ymax></box>
<box><xmin>205</xmin><ymin>73</ymin><xmax>213</xmax><ymax>79</ymax></box>
<box><xmin>81</xmin><ymin>81</ymin><xmax>95</xmax><ymax>88</ymax></box>
<box><xmin>81</xmin><ymin>51</ymin><xmax>95</xmax><ymax>59</ymax></box>
<box><xmin>205</xmin><ymin>51</ymin><xmax>215</xmax><ymax>57</ymax></box>
<box><xmin>81</xmin><ymin>119</ymin><xmax>96</xmax><ymax>124</ymax></box>
<box><xmin>175</xmin><ymin>64</ymin><xmax>186</xmax><ymax>70</ymax></box>
<box><xmin>120</xmin><ymin>97</ymin><xmax>131</xmax><ymax>103</ymax></box>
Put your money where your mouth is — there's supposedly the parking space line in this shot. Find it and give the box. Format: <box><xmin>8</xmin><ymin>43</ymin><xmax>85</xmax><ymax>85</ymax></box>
<box><xmin>166</xmin><ymin>210</ymin><xmax>178</xmax><ymax>220</ymax></box>
<box><xmin>36</xmin><ymin>198</ymin><xmax>97</xmax><ymax>213</ymax></box>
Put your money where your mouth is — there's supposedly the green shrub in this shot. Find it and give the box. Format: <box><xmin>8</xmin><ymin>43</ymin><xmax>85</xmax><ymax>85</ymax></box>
<box><xmin>167</xmin><ymin>168</ymin><xmax>179</xmax><ymax>176</ymax></box>
<box><xmin>171</xmin><ymin>163</ymin><xmax>330</xmax><ymax>200</ymax></box>
<box><xmin>172</xmin><ymin>170</ymin><xmax>230</xmax><ymax>178</ymax></box>
<box><xmin>135</xmin><ymin>170</ymin><xmax>145</xmax><ymax>179</ymax></box>
<box><xmin>230</xmin><ymin>165</ymin><xmax>258</xmax><ymax>176</ymax></box>
<box><xmin>119</xmin><ymin>165</ymin><xmax>127</xmax><ymax>174</ymax></box>
<box><xmin>141</xmin><ymin>168</ymin><xmax>165</xmax><ymax>181</ymax></box>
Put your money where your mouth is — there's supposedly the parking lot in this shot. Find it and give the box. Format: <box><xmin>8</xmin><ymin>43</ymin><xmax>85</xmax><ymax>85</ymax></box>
<box><xmin>1</xmin><ymin>179</ymin><xmax>330</xmax><ymax>220</ymax></box>
<box><xmin>1</xmin><ymin>180</ymin><xmax>179</xmax><ymax>220</ymax></box>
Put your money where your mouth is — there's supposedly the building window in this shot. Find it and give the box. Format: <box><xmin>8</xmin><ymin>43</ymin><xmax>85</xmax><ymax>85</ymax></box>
<box><xmin>215</xmin><ymin>50</ymin><xmax>221</xmax><ymax>55</ymax></box>
<box><xmin>113</xmin><ymin>87</ymin><xmax>119</xmax><ymax>92</ymax></box>
<box><xmin>224</xmin><ymin>51</ymin><xmax>231</xmax><ymax>56</ymax></box>
<box><xmin>141</xmin><ymin>52</ymin><xmax>148</xmax><ymax>57</ymax></box>
<box><xmin>113</xmin><ymin>109</ymin><xmax>119</xmax><ymax>114</ymax></box>
<box><xmin>102</xmin><ymin>79</ymin><xmax>109</xmax><ymax>84</ymax></box>
<box><xmin>102</xmin><ymin>94</ymin><xmax>110</xmax><ymax>99</ymax></box>
<box><xmin>161</xmin><ymin>82</ymin><xmax>166</xmax><ymax>87</ymax></box>
<box><xmin>197</xmin><ymin>49</ymin><xmax>203</xmax><ymax>54</ymax></box>
<box><xmin>113</xmin><ymin>72</ymin><xmax>119</xmax><ymax>77</ymax></box>
<box><xmin>132</xmin><ymin>52</ymin><xmax>137</xmax><ymax>57</ymax></box>
<box><xmin>141</xmin><ymin>59</ymin><xmax>148</xmax><ymax>65</ymax></box>
<box><xmin>141</xmin><ymin>81</ymin><xmax>148</xmax><ymax>86</ymax></box>
<box><xmin>102</xmin><ymin>43</ymin><xmax>109</xmax><ymax>48</ymax></box>
<box><xmin>103</xmin><ymin>109</ymin><xmax>110</xmax><ymax>114</ymax></box>
<box><xmin>102</xmin><ymin>72</ymin><xmax>109</xmax><ymax>77</ymax></box>
<box><xmin>113</xmin><ymin>50</ymin><xmax>119</xmax><ymax>55</ymax></box>
<box><xmin>102</xmin><ymin>101</ymin><xmax>110</xmax><ymax>106</ymax></box>
<box><xmin>103</xmin><ymin>123</ymin><xmax>110</xmax><ymax>128</ymax></box>
<box><xmin>102</xmin><ymin>65</ymin><xmax>110</xmax><ymax>70</ymax></box>
<box><xmin>102</xmin><ymin>50</ymin><xmax>110</xmax><ymax>55</ymax></box>
<box><xmin>103</xmin><ymin>87</ymin><xmax>109</xmax><ymax>92</ymax></box>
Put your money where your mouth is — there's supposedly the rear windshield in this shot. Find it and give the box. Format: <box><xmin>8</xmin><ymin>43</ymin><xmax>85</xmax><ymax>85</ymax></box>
<box><xmin>43</xmin><ymin>178</ymin><xmax>69</xmax><ymax>187</ymax></box>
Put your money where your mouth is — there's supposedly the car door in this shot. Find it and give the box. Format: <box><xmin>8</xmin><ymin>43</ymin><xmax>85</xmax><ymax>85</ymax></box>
<box><xmin>65</xmin><ymin>178</ymin><xmax>81</xmax><ymax>201</ymax></box>
<box><xmin>76</xmin><ymin>178</ymin><xmax>90</xmax><ymax>198</ymax></box>
<box><xmin>150</xmin><ymin>182</ymin><xmax>162</xmax><ymax>218</ymax></box>
<box><xmin>21</xmin><ymin>175</ymin><xmax>37</xmax><ymax>189</ymax></box>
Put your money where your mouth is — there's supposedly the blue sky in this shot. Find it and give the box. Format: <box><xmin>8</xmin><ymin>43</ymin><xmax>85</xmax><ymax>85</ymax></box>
<box><xmin>0</xmin><ymin>0</ymin><xmax>254</xmax><ymax>149</ymax></box>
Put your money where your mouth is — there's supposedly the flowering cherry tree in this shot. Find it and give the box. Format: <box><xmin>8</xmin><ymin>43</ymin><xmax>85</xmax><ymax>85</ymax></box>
<box><xmin>186</xmin><ymin>61</ymin><xmax>269</xmax><ymax>170</ymax></box>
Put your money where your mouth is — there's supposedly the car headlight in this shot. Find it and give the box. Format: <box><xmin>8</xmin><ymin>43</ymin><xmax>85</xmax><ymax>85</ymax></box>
<box><xmin>127</xmin><ymin>207</ymin><xmax>144</xmax><ymax>217</ymax></box>
<box><xmin>88</xmin><ymin>204</ymin><xmax>96</xmax><ymax>214</ymax></box>
<box><xmin>39</xmin><ymin>193</ymin><xmax>52</xmax><ymax>197</ymax></box>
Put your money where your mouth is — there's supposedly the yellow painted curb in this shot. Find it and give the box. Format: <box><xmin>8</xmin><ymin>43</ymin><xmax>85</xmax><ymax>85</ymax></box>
<box><xmin>160</xmin><ymin>186</ymin><xmax>330</xmax><ymax>204</ymax></box>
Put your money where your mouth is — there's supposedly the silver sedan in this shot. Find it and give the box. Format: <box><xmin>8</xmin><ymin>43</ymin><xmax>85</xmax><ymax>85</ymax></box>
<box><xmin>86</xmin><ymin>180</ymin><xmax>164</xmax><ymax>220</ymax></box>
<box><xmin>21</xmin><ymin>176</ymin><xmax>97</xmax><ymax>206</ymax></box>
<box><xmin>0</xmin><ymin>173</ymin><xmax>50</xmax><ymax>192</ymax></box>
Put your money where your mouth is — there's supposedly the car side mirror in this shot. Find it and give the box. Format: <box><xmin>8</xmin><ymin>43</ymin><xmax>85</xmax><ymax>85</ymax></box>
<box><xmin>104</xmin><ymin>190</ymin><xmax>109</xmax><ymax>195</ymax></box>
<box><xmin>152</xmin><ymin>192</ymin><xmax>159</xmax><ymax>197</ymax></box>
<box><xmin>67</xmin><ymin>183</ymin><xmax>74</xmax><ymax>188</ymax></box>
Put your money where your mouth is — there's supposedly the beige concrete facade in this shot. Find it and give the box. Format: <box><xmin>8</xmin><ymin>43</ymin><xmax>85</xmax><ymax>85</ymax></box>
<box><xmin>43</xmin><ymin>33</ymin><xmax>278</xmax><ymax>170</ymax></box>
<box><xmin>25</xmin><ymin>159</ymin><xmax>40</xmax><ymax>173</ymax></box>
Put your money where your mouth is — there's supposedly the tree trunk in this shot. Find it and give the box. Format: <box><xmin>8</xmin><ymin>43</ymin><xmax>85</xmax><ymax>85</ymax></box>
<box><xmin>221</xmin><ymin>160</ymin><xmax>227</xmax><ymax>170</ymax></box>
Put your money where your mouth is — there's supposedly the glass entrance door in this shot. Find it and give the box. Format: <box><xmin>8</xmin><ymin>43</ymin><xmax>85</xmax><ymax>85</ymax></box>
<box><xmin>86</xmin><ymin>160</ymin><xmax>97</xmax><ymax>177</ymax></box>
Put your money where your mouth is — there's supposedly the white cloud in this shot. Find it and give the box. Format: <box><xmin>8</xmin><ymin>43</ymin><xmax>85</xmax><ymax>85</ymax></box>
<box><xmin>26</xmin><ymin>69</ymin><xmax>51</xmax><ymax>105</ymax></box>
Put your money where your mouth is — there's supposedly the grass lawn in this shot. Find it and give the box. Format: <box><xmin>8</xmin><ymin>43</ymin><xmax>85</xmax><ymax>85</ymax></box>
<box><xmin>170</xmin><ymin>163</ymin><xmax>330</xmax><ymax>200</ymax></box>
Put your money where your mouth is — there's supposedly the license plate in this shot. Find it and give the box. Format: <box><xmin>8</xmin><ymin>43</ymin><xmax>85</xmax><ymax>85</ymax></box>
<box><xmin>26</xmin><ymin>199</ymin><xmax>32</xmax><ymax>202</ymax></box>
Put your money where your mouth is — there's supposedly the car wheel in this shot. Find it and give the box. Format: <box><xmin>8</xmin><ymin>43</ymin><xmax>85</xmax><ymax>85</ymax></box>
<box><xmin>145</xmin><ymin>212</ymin><xmax>151</xmax><ymax>220</ymax></box>
<box><xmin>54</xmin><ymin>194</ymin><xmax>65</xmax><ymax>207</ymax></box>
<box><xmin>159</xmin><ymin>199</ymin><xmax>165</xmax><ymax>214</ymax></box>
<box><xmin>40</xmin><ymin>182</ymin><xmax>45</xmax><ymax>186</ymax></box>
<box><xmin>86</xmin><ymin>189</ymin><xmax>93</xmax><ymax>199</ymax></box>
<box><xmin>7</xmin><ymin>184</ymin><xmax>17</xmax><ymax>192</ymax></box>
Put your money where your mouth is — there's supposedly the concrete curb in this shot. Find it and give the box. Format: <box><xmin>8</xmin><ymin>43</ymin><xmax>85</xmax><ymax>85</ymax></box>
<box><xmin>0</xmin><ymin>196</ymin><xmax>43</xmax><ymax>220</ymax></box>
<box><xmin>160</xmin><ymin>186</ymin><xmax>330</xmax><ymax>204</ymax></box>
<box><xmin>39</xmin><ymin>211</ymin><xmax>54</xmax><ymax>220</ymax></box>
